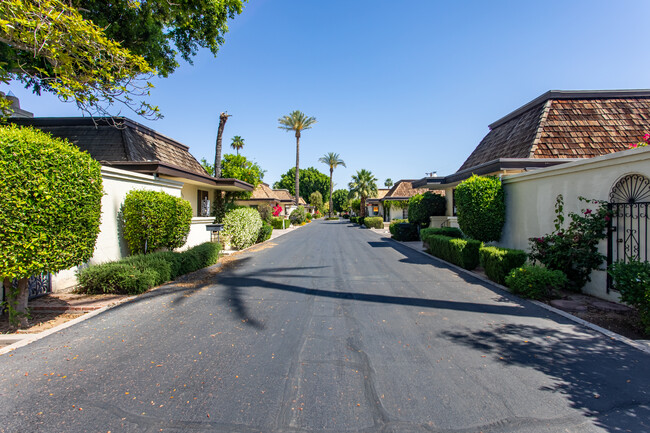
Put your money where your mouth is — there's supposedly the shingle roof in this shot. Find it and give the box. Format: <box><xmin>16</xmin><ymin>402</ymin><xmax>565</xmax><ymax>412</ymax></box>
<box><xmin>273</xmin><ymin>189</ymin><xmax>294</xmax><ymax>202</ymax></box>
<box><xmin>10</xmin><ymin>117</ymin><xmax>209</xmax><ymax>176</ymax></box>
<box><xmin>381</xmin><ymin>180</ymin><xmax>429</xmax><ymax>200</ymax></box>
<box><xmin>250</xmin><ymin>183</ymin><xmax>279</xmax><ymax>200</ymax></box>
<box><xmin>458</xmin><ymin>90</ymin><xmax>650</xmax><ymax>171</ymax></box>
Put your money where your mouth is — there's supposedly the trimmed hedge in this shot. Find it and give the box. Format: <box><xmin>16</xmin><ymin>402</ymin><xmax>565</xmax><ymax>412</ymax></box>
<box><xmin>505</xmin><ymin>264</ymin><xmax>568</xmax><ymax>300</ymax></box>
<box><xmin>389</xmin><ymin>220</ymin><xmax>419</xmax><ymax>241</ymax></box>
<box><xmin>270</xmin><ymin>217</ymin><xmax>291</xmax><ymax>229</ymax></box>
<box><xmin>479</xmin><ymin>246</ymin><xmax>527</xmax><ymax>285</ymax></box>
<box><xmin>77</xmin><ymin>242</ymin><xmax>221</xmax><ymax>295</ymax></box>
<box><xmin>122</xmin><ymin>189</ymin><xmax>192</xmax><ymax>255</ymax></box>
<box><xmin>420</xmin><ymin>227</ymin><xmax>464</xmax><ymax>241</ymax></box>
<box><xmin>364</xmin><ymin>217</ymin><xmax>384</xmax><ymax>229</ymax></box>
<box><xmin>408</xmin><ymin>192</ymin><xmax>446</xmax><ymax>227</ymax></box>
<box><xmin>257</xmin><ymin>222</ymin><xmax>273</xmax><ymax>243</ymax></box>
<box><xmin>425</xmin><ymin>235</ymin><xmax>482</xmax><ymax>270</ymax></box>
<box><xmin>455</xmin><ymin>175</ymin><xmax>505</xmax><ymax>243</ymax></box>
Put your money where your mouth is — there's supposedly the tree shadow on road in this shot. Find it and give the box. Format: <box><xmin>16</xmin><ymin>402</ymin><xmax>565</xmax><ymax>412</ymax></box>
<box><xmin>441</xmin><ymin>323</ymin><xmax>650</xmax><ymax>433</ymax></box>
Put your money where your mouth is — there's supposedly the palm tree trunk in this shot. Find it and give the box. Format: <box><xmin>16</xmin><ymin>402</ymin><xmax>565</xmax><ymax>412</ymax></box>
<box><xmin>294</xmin><ymin>132</ymin><xmax>301</xmax><ymax>206</ymax></box>
<box><xmin>328</xmin><ymin>167</ymin><xmax>333</xmax><ymax>217</ymax></box>
<box><xmin>214</xmin><ymin>112</ymin><xmax>230</xmax><ymax>178</ymax></box>
<box><xmin>360</xmin><ymin>196</ymin><xmax>366</xmax><ymax>218</ymax></box>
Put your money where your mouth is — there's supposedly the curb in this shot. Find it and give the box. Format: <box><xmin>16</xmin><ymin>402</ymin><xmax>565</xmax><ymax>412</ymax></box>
<box><xmin>0</xmin><ymin>296</ymin><xmax>135</xmax><ymax>356</ymax></box>
<box><xmin>374</xmin><ymin>231</ymin><xmax>650</xmax><ymax>355</ymax></box>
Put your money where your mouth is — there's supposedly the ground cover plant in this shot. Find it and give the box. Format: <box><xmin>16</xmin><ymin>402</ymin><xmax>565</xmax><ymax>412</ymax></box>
<box><xmin>609</xmin><ymin>260</ymin><xmax>650</xmax><ymax>334</ymax></box>
<box><xmin>505</xmin><ymin>264</ymin><xmax>568</xmax><ymax>300</ymax></box>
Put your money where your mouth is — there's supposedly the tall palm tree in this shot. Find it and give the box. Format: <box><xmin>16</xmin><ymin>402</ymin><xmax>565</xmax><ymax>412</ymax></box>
<box><xmin>319</xmin><ymin>152</ymin><xmax>346</xmax><ymax>217</ymax></box>
<box><xmin>230</xmin><ymin>135</ymin><xmax>245</xmax><ymax>156</ymax></box>
<box><xmin>278</xmin><ymin>110</ymin><xmax>317</xmax><ymax>205</ymax></box>
<box><xmin>348</xmin><ymin>169</ymin><xmax>378</xmax><ymax>218</ymax></box>
<box><xmin>214</xmin><ymin>112</ymin><xmax>231</xmax><ymax>178</ymax></box>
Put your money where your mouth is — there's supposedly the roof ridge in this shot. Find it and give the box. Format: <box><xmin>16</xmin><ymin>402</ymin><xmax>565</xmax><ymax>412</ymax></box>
<box><xmin>528</xmin><ymin>99</ymin><xmax>553</xmax><ymax>158</ymax></box>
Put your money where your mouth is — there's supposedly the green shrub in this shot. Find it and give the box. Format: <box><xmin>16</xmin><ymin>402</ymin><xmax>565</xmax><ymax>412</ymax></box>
<box><xmin>479</xmin><ymin>246</ymin><xmax>527</xmax><ymax>285</ymax></box>
<box><xmin>257</xmin><ymin>203</ymin><xmax>273</xmax><ymax>223</ymax></box>
<box><xmin>408</xmin><ymin>192</ymin><xmax>446</xmax><ymax>227</ymax></box>
<box><xmin>77</xmin><ymin>262</ymin><xmax>158</xmax><ymax>295</ymax></box>
<box><xmin>270</xmin><ymin>217</ymin><xmax>286</xmax><ymax>229</ymax></box>
<box><xmin>223</xmin><ymin>207</ymin><xmax>263</xmax><ymax>250</ymax></box>
<box><xmin>257</xmin><ymin>222</ymin><xmax>273</xmax><ymax>243</ymax></box>
<box><xmin>455</xmin><ymin>175</ymin><xmax>505</xmax><ymax>242</ymax></box>
<box><xmin>122</xmin><ymin>190</ymin><xmax>192</xmax><ymax>254</ymax></box>
<box><xmin>305</xmin><ymin>212</ymin><xmax>312</xmax><ymax>221</ymax></box>
<box><xmin>290</xmin><ymin>206</ymin><xmax>306</xmax><ymax>225</ymax></box>
<box><xmin>609</xmin><ymin>260</ymin><xmax>650</xmax><ymax>333</ymax></box>
<box><xmin>77</xmin><ymin>242</ymin><xmax>221</xmax><ymax>295</ymax></box>
<box><xmin>364</xmin><ymin>217</ymin><xmax>384</xmax><ymax>229</ymax></box>
<box><xmin>425</xmin><ymin>235</ymin><xmax>482</xmax><ymax>270</ymax></box>
<box><xmin>350</xmin><ymin>216</ymin><xmax>359</xmax><ymax>224</ymax></box>
<box><xmin>0</xmin><ymin>125</ymin><xmax>103</xmax><ymax>280</ymax></box>
<box><xmin>420</xmin><ymin>227</ymin><xmax>464</xmax><ymax>241</ymax></box>
<box><xmin>505</xmin><ymin>264</ymin><xmax>568</xmax><ymax>300</ymax></box>
<box><xmin>389</xmin><ymin>220</ymin><xmax>419</xmax><ymax>241</ymax></box>
<box><xmin>325</xmin><ymin>217</ymin><xmax>339</xmax><ymax>221</ymax></box>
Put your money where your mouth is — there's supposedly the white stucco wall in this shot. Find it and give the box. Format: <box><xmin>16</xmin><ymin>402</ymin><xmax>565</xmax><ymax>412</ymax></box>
<box><xmin>52</xmin><ymin>167</ymin><xmax>185</xmax><ymax>291</ymax></box>
<box><xmin>499</xmin><ymin>146</ymin><xmax>650</xmax><ymax>302</ymax></box>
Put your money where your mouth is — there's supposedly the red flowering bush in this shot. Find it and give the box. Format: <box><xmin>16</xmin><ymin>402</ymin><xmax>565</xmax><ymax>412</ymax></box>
<box><xmin>529</xmin><ymin>195</ymin><xmax>611</xmax><ymax>291</ymax></box>
<box><xmin>272</xmin><ymin>205</ymin><xmax>282</xmax><ymax>217</ymax></box>
<box><xmin>630</xmin><ymin>133</ymin><xmax>650</xmax><ymax>149</ymax></box>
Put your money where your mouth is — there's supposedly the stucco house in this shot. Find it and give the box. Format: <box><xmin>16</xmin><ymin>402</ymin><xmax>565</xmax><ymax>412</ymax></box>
<box><xmin>414</xmin><ymin>89</ymin><xmax>650</xmax><ymax>227</ymax></box>
<box><xmin>235</xmin><ymin>183</ymin><xmax>281</xmax><ymax>210</ymax></box>
<box><xmin>366</xmin><ymin>180</ymin><xmax>437</xmax><ymax>222</ymax></box>
<box><xmin>413</xmin><ymin>89</ymin><xmax>650</xmax><ymax>301</ymax></box>
<box><xmin>9</xmin><ymin>116</ymin><xmax>253</xmax><ymax>292</ymax></box>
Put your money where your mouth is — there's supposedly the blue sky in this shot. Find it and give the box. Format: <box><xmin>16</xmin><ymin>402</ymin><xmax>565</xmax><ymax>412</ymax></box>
<box><xmin>4</xmin><ymin>0</ymin><xmax>650</xmax><ymax>190</ymax></box>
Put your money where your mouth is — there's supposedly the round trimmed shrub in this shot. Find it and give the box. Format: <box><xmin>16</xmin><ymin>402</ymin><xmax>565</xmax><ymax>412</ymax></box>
<box><xmin>455</xmin><ymin>175</ymin><xmax>505</xmax><ymax>242</ymax></box>
<box><xmin>290</xmin><ymin>206</ymin><xmax>306</xmax><ymax>225</ymax></box>
<box><xmin>0</xmin><ymin>125</ymin><xmax>103</xmax><ymax>279</ymax></box>
<box><xmin>122</xmin><ymin>190</ymin><xmax>192</xmax><ymax>254</ymax></box>
<box><xmin>408</xmin><ymin>192</ymin><xmax>446</xmax><ymax>227</ymax></box>
<box><xmin>223</xmin><ymin>207</ymin><xmax>263</xmax><ymax>249</ymax></box>
<box><xmin>505</xmin><ymin>264</ymin><xmax>568</xmax><ymax>299</ymax></box>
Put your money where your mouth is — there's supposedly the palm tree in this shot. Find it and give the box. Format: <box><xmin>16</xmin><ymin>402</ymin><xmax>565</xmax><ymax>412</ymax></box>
<box><xmin>214</xmin><ymin>112</ymin><xmax>231</xmax><ymax>178</ymax></box>
<box><xmin>278</xmin><ymin>110</ymin><xmax>317</xmax><ymax>205</ymax></box>
<box><xmin>384</xmin><ymin>178</ymin><xmax>393</xmax><ymax>188</ymax></box>
<box><xmin>230</xmin><ymin>136</ymin><xmax>245</xmax><ymax>156</ymax></box>
<box><xmin>319</xmin><ymin>152</ymin><xmax>346</xmax><ymax>218</ymax></box>
<box><xmin>348</xmin><ymin>169</ymin><xmax>378</xmax><ymax>218</ymax></box>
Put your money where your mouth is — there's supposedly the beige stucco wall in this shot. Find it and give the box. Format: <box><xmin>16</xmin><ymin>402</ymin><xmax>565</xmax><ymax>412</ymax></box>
<box><xmin>52</xmin><ymin>167</ymin><xmax>205</xmax><ymax>291</ymax></box>
<box><xmin>500</xmin><ymin>146</ymin><xmax>650</xmax><ymax>302</ymax></box>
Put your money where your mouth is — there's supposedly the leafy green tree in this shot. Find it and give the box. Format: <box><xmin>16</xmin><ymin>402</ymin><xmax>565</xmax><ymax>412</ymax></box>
<box><xmin>348</xmin><ymin>169</ymin><xmax>378</xmax><ymax>219</ymax></box>
<box><xmin>273</xmin><ymin>167</ymin><xmax>329</xmax><ymax>204</ymax></box>
<box><xmin>407</xmin><ymin>192</ymin><xmax>446</xmax><ymax>227</ymax></box>
<box><xmin>0</xmin><ymin>0</ymin><xmax>245</xmax><ymax>118</ymax></box>
<box><xmin>384</xmin><ymin>178</ymin><xmax>393</xmax><ymax>188</ymax></box>
<box><xmin>318</xmin><ymin>152</ymin><xmax>346</xmax><ymax>218</ymax></box>
<box><xmin>220</xmin><ymin>154</ymin><xmax>265</xmax><ymax>189</ymax></box>
<box><xmin>278</xmin><ymin>110</ymin><xmax>317</xmax><ymax>205</ymax></box>
<box><xmin>230</xmin><ymin>135</ymin><xmax>245</xmax><ymax>156</ymax></box>
<box><xmin>200</xmin><ymin>157</ymin><xmax>214</xmax><ymax>176</ymax></box>
<box><xmin>0</xmin><ymin>125</ymin><xmax>103</xmax><ymax>326</ymax></box>
<box><xmin>309</xmin><ymin>191</ymin><xmax>324</xmax><ymax>214</ymax></box>
<box><xmin>331</xmin><ymin>189</ymin><xmax>349</xmax><ymax>213</ymax></box>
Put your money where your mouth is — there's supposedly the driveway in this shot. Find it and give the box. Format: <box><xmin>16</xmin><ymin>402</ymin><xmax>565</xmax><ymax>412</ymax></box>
<box><xmin>0</xmin><ymin>220</ymin><xmax>648</xmax><ymax>432</ymax></box>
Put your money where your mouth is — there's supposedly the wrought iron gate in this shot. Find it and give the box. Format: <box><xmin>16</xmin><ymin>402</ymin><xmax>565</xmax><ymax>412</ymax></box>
<box><xmin>607</xmin><ymin>174</ymin><xmax>650</xmax><ymax>291</ymax></box>
<box><xmin>8</xmin><ymin>273</ymin><xmax>52</xmax><ymax>300</ymax></box>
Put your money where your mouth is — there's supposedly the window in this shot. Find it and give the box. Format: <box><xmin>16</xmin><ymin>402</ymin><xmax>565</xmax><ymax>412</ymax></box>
<box><xmin>402</xmin><ymin>207</ymin><xmax>408</xmax><ymax>219</ymax></box>
<box><xmin>197</xmin><ymin>190</ymin><xmax>210</xmax><ymax>217</ymax></box>
<box><xmin>373</xmin><ymin>206</ymin><xmax>379</xmax><ymax>214</ymax></box>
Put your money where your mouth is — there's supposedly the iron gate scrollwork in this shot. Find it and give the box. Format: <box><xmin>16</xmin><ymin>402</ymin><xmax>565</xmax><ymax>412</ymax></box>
<box><xmin>9</xmin><ymin>273</ymin><xmax>52</xmax><ymax>300</ymax></box>
<box><xmin>607</xmin><ymin>174</ymin><xmax>650</xmax><ymax>291</ymax></box>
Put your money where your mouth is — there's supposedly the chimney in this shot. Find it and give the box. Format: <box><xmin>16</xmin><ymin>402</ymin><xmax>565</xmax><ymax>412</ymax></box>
<box><xmin>1</xmin><ymin>91</ymin><xmax>34</xmax><ymax>118</ymax></box>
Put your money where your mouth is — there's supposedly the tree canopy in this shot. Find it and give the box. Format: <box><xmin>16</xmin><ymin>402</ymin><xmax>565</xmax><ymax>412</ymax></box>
<box><xmin>348</xmin><ymin>169</ymin><xmax>378</xmax><ymax>218</ymax></box>
<box><xmin>273</xmin><ymin>167</ymin><xmax>329</xmax><ymax>203</ymax></box>
<box><xmin>0</xmin><ymin>0</ymin><xmax>244</xmax><ymax>117</ymax></box>
<box><xmin>331</xmin><ymin>189</ymin><xmax>349</xmax><ymax>213</ymax></box>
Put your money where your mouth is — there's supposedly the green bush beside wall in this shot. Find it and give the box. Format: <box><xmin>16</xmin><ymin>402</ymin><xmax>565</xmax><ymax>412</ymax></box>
<box><xmin>425</xmin><ymin>235</ymin><xmax>482</xmax><ymax>270</ymax></box>
<box><xmin>420</xmin><ymin>227</ymin><xmax>464</xmax><ymax>241</ymax></box>
<box><xmin>363</xmin><ymin>217</ymin><xmax>384</xmax><ymax>229</ymax></box>
<box><xmin>479</xmin><ymin>246</ymin><xmax>527</xmax><ymax>285</ymax></box>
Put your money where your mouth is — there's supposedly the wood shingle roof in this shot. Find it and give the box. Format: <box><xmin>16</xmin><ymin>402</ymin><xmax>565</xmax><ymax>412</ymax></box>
<box><xmin>458</xmin><ymin>90</ymin><xmax>650</xmax><ymax>171</ymax></box>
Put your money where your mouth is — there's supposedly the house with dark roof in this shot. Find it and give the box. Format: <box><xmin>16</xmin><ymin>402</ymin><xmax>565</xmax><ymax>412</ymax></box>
<box><xmin>9</xmin><ymin>114</ymin><xmax>253</xmax><ymax>291</ymax></box>
<box><xmin>364</xmin><ymin>180</ymin><xmax>438</xmax><ymax>222</ymax></box>
<box><xmin>414</xmin><ymin>89</ymin><xmax>650</xmax><ymax>226</ymax></box>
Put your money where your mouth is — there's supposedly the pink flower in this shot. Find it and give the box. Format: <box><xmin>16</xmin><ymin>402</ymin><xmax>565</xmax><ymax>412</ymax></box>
<box><xmin>629</xmin><ymin>143</ymin><xmax>639</xmax><ymax>148</ymax></box>
<box><xmin>584</xmin><ymin>209</ymin><xmax>592</xmax><ymax>215</ymax></box>
<box><xmin>643</xmin><ymin>133</ymin><xmax>650</xmax><ymax>141</ymax></box>
<box><xmin>604</xmin><ymin>215</ymin><xmax>611</xmax><ymax>222</ymax></box>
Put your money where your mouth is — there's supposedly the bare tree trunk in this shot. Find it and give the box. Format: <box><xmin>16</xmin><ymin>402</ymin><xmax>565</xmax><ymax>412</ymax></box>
<box><xmin>214</xmin><ymin>112</ymin><xmax>230</xmax><ymax>178</ymax></box>
<box><xmin>14</xmin><ymin>278</ymin><xmax>29</xmax><ymax>327</ymax></box>
<box><xmin>294</xmin><ymin>132</ymin><xmax>301</xmax><ymax>206</ymax></box>
<box><xmin>328</xmin><ymin>167</ymin><xmax>333</xmax><ymax>218</ymax></box>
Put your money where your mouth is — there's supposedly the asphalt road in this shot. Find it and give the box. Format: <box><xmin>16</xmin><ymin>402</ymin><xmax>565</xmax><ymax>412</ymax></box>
<box><xmin>1</xmin><ymin>220</ymin><xmax>649</xmax><ymax>433</ymax></box>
